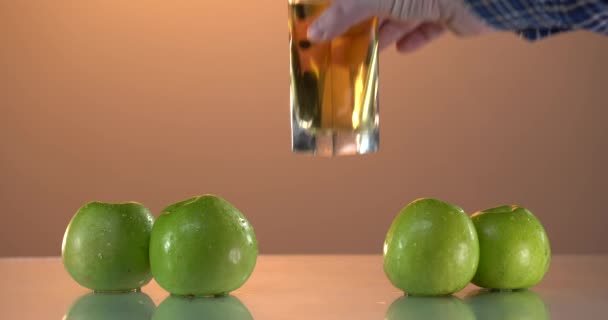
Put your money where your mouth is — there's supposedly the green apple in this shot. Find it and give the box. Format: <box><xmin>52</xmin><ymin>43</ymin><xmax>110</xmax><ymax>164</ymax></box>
<box><xmin>150</xmin><ymin>195</ymin><xmax>258</xmax><ymax>297</ymax></box>
<box><xmin>152</xmin><ymin>295</ymin><xmax>253</xmax><ymax>320</ymax></box>
<box><xmin>383</xmin><ymin>198</ymin><xmax>479</xmax><ymax>296</ymax></box>
<box><xmin>62</xmin><ymin>201</ymin><xmax>154</xmax><ymax>292</ymax></box>
<box><xmin>466</xmin><ymin>289</ymin><xmax>550</xmax><ymax>320</ymax></box>
<box><xmin>64</xmin><ymin>292</ymin><xmax>155</xmax><ymax>320</ymax></box>
<box><xmin>386</xmin><ymin>296</ymin><xmax>475</xmax><ymax>320</ymax></box>
<box><xmin>471</xmin><ymin>205</ymin><xmax>551</xmax><ymax>289</ymax></box>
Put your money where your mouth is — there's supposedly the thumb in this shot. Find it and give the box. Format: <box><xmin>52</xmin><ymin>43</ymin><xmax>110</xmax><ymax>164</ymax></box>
<box><xmin>307</xmin><ymin>0</ymin><xmax>377</xmax><ymax>42</ymax></box>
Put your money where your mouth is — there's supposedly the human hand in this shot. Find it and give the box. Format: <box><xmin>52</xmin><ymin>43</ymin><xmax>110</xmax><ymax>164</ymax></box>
<box><xmin>307</xmin><ymin>0</ymin><xmax>494</xmax><ymax>53</ymax></box>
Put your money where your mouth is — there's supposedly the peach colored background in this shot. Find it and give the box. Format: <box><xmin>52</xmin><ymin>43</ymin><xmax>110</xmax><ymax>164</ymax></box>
<box><xmin>1</xmin><ymin>1</ymin><xmax>607</xmax><ymax>257</ymax></box>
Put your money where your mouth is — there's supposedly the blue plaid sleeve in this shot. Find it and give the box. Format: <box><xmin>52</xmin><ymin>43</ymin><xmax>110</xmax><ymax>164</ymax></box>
<box><xmin>464</xmin><ymin>0</ymin><xmax>608</xmax><ymax>40</ymax></box>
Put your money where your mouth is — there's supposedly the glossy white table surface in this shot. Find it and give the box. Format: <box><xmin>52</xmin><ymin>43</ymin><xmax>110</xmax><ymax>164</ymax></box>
<box><xmin>1</xmin><ymin>255</ymin><xmax>606</xmax><ymax>319</ymax></box>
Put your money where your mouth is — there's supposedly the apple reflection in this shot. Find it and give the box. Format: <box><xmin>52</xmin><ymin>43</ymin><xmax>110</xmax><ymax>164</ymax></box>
<box><xmin>64</xmin><ymin>291</ymin><xmax>155</xmax><ymax>320</ymax></box>
<box><xmin>385</xmin><ymin>295</ymin><xmax>475</xmax><ymax>320</ymax></box>
<box><xmin>152</xmin><ymin>295</ymin><xmax>254</xmax><ymax>320</ymax></box>
<box><xmin>465</xmin><ymin>289</ymin><xmax>550</xmax><ymax>320</ymax></box>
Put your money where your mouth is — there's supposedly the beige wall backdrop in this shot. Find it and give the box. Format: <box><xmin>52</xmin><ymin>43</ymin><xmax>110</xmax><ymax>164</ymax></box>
<box><xmin>1</xmin><ymin>1</ymin><xmax>607</xmax><ymax>257</ymax></box>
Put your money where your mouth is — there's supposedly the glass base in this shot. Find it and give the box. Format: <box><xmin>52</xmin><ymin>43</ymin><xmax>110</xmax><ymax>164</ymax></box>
<box><xmin>292</xmin><ymin>128</ymin><xmax>379</xmax><ymax>156</ymax></box>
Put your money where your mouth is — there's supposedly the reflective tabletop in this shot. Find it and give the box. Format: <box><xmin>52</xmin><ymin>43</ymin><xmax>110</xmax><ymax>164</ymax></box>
<box><xmin>1</xmin><ymin>255</ymin><xmax>606</xmax><ymax>319</ymax></box>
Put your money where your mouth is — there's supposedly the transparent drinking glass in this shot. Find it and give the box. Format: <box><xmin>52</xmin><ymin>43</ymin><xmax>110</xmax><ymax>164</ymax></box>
<box><xmin>288</xmin><ymin>0</ymin><xmax>380</xmax><ymax>156</ymax></box>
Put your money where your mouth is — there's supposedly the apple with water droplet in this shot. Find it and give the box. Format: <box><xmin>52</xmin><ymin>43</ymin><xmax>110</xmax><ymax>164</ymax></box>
<box><xmin>62</xmin><ymin>201</ymin><xmax>154</xmax><ymax>292</ymax></box>
<box><xmin>150</xmin><ymin>195</ymin><xmax>258</xmax><ymax>296</ymax></box>
<box><xmin>383</xmin><ymin>198</ymin><xmax>479</xmax><ymax>296</ymax></box>
<box><xmin>471</xmin><ymin>205</ymin><xmax>551</xmax><ymax>289</ymax></box>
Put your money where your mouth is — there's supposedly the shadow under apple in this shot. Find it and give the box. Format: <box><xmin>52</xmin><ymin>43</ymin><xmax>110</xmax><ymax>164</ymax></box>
<box><xmin>465</xmin><ymin>289</ymin><xmax>550</xmax><ymax>320</ymax></box>
<box><xmin>152</xmin><ymin>294</ymin><xmax>254</xmax><ymax>320</ymax></box>
<box><xmin>385</xmin><ymin>295</ymin><xmax>476</xmax><ymax>320</ymax></box>
<box><xmin>64</xmin><ymin>291</ymin><xmax>156</xmax><ymax>320</ymax></box>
